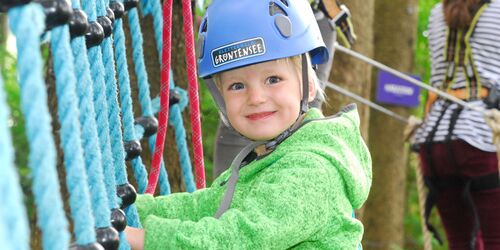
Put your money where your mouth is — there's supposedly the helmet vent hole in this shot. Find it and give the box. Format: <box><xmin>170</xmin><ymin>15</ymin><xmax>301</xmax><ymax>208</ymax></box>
<box><xmin>200</xmin><ymin>18</ymin><xmax>208</xmax><ymax>32</ymax></box>
<box><xmin>269</xmin><ymin>2</ymin><xmax>287</xmax><ymax>16</ymax></box>
<box><xmin>279</xmin><ymin>0</ymin><xmax>289</xmax><ymax>7</ymax></box>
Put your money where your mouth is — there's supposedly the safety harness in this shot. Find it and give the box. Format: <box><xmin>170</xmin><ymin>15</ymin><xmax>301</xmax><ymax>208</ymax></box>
<box><xmin>422</xmin><ymin>1</ymin><xmax>500</xmax><ymax>248</ymax></box>
<box><xmin>424</xmin><ymin>1</ymin><xmax>491</xmax><ymax>114</ymax></box>
<box><xmin>311</xmin><ymin>0</ymin><xmax>357</xmax><ymax>47</ymax></box>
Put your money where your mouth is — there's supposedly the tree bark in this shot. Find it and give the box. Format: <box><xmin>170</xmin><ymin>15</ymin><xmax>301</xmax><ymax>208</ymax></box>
<box><xmin>361</xmin><ymin>0</ymin><xmax>418</xmax><ymax>249</ymax></box>
<box><xmin>324</xmin><ymin>0</ymin><xmax>374</xmax><ymax>139</ymax></box>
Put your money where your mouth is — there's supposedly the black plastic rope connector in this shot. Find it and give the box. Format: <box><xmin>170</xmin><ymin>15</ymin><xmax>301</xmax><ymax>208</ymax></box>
<box><xmin>95</xmin><ymin>227</ymin><xmax>120</xmax><ymax>250</ymax></box>
<box><xmin>134</xmin><ymin>116</ymin><xmax>158</xmax><ymax>138</ymax></box>
<box><xmin>110</xmin><ymin>208</ymin><xmax>127</xmax><ymax>232</ymax></box>
<box><xmin>40</xmin><ymin>0</ymin><xmax>72</xmax><ymax>31</ymax></box>
<box><xmin>85</xmin><ymin>21</ymin><xmax>104</xmax><ymax>48</ymax></box>
<box><xmin>123</xmin><ymin>0</ymin><xmax>138</xmax><ymax>11</ymax></box>
<box><xmin>116</xmin><ymin>183</ymin><xmax>137</xmax><ymax>209</ymax></box>
<box><xmin>105</xmin><ymin>7</ymin><xmax>115</xmax><ymax>25</ymax></box>
<box><xmin>124</xmin><ymin>140</ymin><xmax>142</xmax><ymax>161</ymax></box>
<box><xmin>170</xmin><ymin>89</ymin><xmax>182</xmax><ymax>106</ymax></box>
<box><xmin>109</xmin><ymin>1</ymin><xmax>124</xmax><ymax>19</ymax></box>
<box><xmin>69</xmin><ymin>8</ymin><xmax>89</xmax><ymax>39</ymax></box>
<box><xmin>0</xmin><ymin>0</ymin><xmax>31</xmax><ymax>13</ymax></box>
<box><xmin>96</xmin><ymin>15</ymin><xmax>112</xmax><ymax>38</ymax></box>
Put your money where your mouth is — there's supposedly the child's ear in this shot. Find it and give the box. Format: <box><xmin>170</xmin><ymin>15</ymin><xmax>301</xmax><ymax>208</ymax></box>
<box><xmin>307</xmin><ymin>79</ymin><xmax>316</xmax><ymax>102</ymax></box>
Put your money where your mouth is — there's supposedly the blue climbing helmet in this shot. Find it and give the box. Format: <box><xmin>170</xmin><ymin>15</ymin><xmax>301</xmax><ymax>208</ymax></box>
<box><xmin>197</xmin><ymin>0</ymin><xmax>329</xmax><ymax>78</ymax></box>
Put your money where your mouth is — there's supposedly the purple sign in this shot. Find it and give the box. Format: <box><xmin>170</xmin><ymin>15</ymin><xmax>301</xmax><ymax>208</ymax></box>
<box><xmin>376</xmin><ymin>71</ymin><xmax>420</xmax><ymax>107</ymax></box>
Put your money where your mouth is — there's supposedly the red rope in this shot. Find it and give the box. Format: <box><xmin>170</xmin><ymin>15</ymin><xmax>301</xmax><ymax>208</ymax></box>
<box><xmin>146</xmin><ymin>0</ymin><xmax>172</xmax><ymax>194</ymax></box>
<box><xmin>146</xmin><ymin>0</ymin><xmax>206</xmax><ymax>193</ymax></box>
<box><xmin>182</xmin><ymin>0</ymin><xmax>206</xmax><ymax>189</ymax></box>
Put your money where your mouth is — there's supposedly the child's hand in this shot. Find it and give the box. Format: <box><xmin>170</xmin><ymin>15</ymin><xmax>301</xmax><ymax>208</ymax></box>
<box><xmin>125</xmin><ymin>226</ymin><xmax>145</xmax><ymax>250</ymax></box>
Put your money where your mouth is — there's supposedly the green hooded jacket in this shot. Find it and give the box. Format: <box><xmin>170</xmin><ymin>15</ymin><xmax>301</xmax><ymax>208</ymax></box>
<box><xmin>135</xmin><ymin>105</ymin><xmax>372</xmax><ymax>249</ymax></box>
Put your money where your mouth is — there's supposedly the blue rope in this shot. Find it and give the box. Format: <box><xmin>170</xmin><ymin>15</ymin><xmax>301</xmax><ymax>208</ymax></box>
<box><xmin>84</xmin><ymin>2</ymin><xmax>134</xmax><ymax>249</ymax></box>
<box><xmin>140</xmin><ymin>0</ymin><xmax>163</xmax><ymax>58</ymax></box>
<box><xmin>0</xmin><ymin>74</ymin><xmax>30</xmax><ymax>250</ymax></box>
<box><xmin>168</xmin><ymin>75</ymin><xmax>196</xmax><ymax>193</ymax></box>
<box><xmin>127</xmin><ymin>7</ymin><xmax>153</xmax><ymax>116</ymax></box>
<box><xmin>127</xmin><ymin>6</ymin><xmax>171</xmax><ymax>195</ymax></box>
<box><xmin>7</xmin><ymin>4</ymin><xmax>70</xmax><ymax>249</ymax></box>
<box><xmin>70</xmin><ymin>0</ymin><xmax>112</xmax><ymax>230</ymax></box>
<box><xmin>113</xmin><ymin>15</ymin><xmax>148</xmax><ymax>194</ymax></box>
<box><xmin>96</xmin><ymin>2</ymin><xmax>128</xmax><ymax>189</ymax></box>
<box><xmin>95</xmin><ymin>0</ymin><xmax>136</xmax><ymax>247</ymax></box>
<box><xmin>81</xmin><ymin>0</ymin><xmax>119</xmax><ymax>213</ymax></box>
<box><xmin>124</xmin><ymin>204</ymin><xmax>142</xmax><ymax>232</ymax></box>
<box><xmin>151</xmin><ymin>96</ymin><xmax>160</xmax><ymax>114</ymax></box>
<box><xmin>51</xmin><ymin>23</ymin><xmax>96</xmax><ymax>245</ymax></box>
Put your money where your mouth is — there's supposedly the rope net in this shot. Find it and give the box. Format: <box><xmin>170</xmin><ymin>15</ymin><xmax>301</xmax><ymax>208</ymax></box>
<box><xmin>1</xmin><ymin>0</ymin><xmax>205</xmax><ymax>248</ymax></box>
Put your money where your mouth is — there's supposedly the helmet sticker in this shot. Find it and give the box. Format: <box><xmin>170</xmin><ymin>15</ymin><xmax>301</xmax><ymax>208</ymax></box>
<box><xmin>211</xmin><ymin>37</ymin><xmax>266</xmax><ymax>68</ymax></box>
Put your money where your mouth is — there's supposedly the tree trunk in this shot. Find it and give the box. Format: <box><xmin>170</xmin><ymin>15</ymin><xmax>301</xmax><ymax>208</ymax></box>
<box><xmin>361</xmin><ymin>0</ymin><xmax>418</xmax><ymax>249</ymax></box>
<box><xmin>323</xmin><ymin>0</ymin><xmax>375</xmax><ymax>140</ymax></box>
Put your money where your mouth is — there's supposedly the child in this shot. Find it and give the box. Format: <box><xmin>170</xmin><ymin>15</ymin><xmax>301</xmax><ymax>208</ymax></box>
<box><xmin>125</xmin><ymin>0</ymin><xmax>372</xmax><ymax>249</ymax></box>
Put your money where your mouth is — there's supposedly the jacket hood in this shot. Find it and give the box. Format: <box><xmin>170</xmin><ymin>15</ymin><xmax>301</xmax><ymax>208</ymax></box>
<box><xmin>280</xmin><ymin>105</ymin><xmax>372</xmax><ymax>208</ymax></box>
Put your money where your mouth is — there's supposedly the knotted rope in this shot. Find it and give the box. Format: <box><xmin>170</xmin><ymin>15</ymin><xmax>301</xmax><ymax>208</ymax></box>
<box><xmin>8</xmin><ymin>4</ymin><xmax>70</xmax><ymax>249</ymax></box>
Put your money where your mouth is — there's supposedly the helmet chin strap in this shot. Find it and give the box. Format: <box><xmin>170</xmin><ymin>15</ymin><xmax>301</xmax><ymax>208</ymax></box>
<box><xmin>265</xmin><ymin>53</ymin><xmax>310</xmax><ymax>151</ymax></box>
<box><xmin>214</xmin><ymin>54</ymin><xmax>313</xmax><ymax>218</ymax></box>
<box><xmin>300</xmin><ymin>53</ymin><xmax>310</xmax><ymax>114</ymax></box>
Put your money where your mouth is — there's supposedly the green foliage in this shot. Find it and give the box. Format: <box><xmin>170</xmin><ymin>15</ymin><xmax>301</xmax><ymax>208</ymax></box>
<box><xmin>199</xmin><ymin>78</ymin><xmax>219</xmax><ymax>185</ymax></box>
<box><xmin>0</xmin><ymin>37</ymin><xmax>34</xmax><ymax>219</ymax></box>
<box><xmin>0</xmin><ymin>43</ymin><xmax>29</xmax><ymax>177</ymax></box>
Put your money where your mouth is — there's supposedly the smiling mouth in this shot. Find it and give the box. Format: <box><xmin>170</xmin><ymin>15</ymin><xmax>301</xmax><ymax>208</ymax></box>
<box><xmin>246</xmin><ymin>111</ymin><xmax>276</xmax><ymax>121</ymax></box>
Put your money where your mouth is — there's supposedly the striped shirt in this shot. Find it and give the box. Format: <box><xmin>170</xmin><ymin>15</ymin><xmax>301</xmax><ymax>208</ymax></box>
<box><xmin>413</xmin><ymin>1</ymin><xmax>500</xmax><ymax>152</ymax></box>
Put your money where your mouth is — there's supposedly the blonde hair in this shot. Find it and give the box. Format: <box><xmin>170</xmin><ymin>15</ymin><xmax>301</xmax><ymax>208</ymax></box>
<box><xmin>213</xmin><ymin>54</ymin><xmax>325</xmax><ymax>103</ymax></box>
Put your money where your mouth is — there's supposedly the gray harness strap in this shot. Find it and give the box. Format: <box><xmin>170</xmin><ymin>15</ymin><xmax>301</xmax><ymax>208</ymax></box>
<box><xmin>214</xmin><ymin>141</ymin><xmax>266</xmax><ymax>218</ymax></box>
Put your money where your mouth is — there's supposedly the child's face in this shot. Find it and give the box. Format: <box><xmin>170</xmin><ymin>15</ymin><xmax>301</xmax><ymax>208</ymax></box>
<box><xmin>219</xmin><ymin>59</ymin><xmax>315</xmax><ymax>141</ymax></box>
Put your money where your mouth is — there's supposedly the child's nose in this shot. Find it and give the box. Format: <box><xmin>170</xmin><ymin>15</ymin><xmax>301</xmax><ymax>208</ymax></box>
<box><xmin>247</xmin><ymin>86</ymin><xmax>267</xmax><ymax>105</ymax></box>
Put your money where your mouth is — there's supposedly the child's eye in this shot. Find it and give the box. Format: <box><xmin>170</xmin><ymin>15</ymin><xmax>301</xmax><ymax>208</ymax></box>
<box><xmin>267</xmin><ymin>76</ymin><xmax>281</xmax><ymax>85</ymax></box>
<box><xmin>228</xmin><ymin>82</ymin><xmax>245</xmax><ymax>91</ymax></box>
